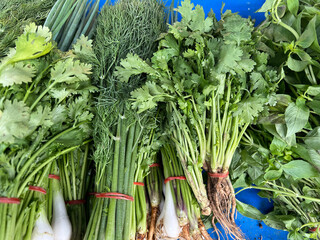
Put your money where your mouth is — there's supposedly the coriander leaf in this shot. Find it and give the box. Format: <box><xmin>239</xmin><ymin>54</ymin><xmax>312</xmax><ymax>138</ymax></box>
<box><xmin>189</xmin><ymin>5</ymin><xmax>213</xmax><ymax>33</ymax></box>
<box><xmin>131</xmin><ymin>81</ymin><xmax>171</xmax><ymax>113</ymax></box>
<box><xmin>0</xmin><ymin>100</ymin><xmax>31</xmax><ymax>143</ymax></box>
<box><xmin>49</xmin><ymin>88</ymin><xmax>72</xmax><ymax>102</ymax></box>
<box><xmin>51</xmin><ymin>58</ymin><xmax>91</xmax><ymax>84</ymax></box>
<box><xmin>250</xmin><ymin>72</ymin><xmax>268</xmax><ymax>94</ymax></box>
<box><xmin>178</xmin><ymin>0</ymin><xmax>194</xmax><ymax>24</ymax></box>
<box><xmin>29</xmin><ymin>105</ymin><xmax>53</xmax><ymax>129</ymax></box>
<box><xmin>9</xmin><ymin>23</ymin><xmax>53</xmax><ymax>63</ymax></box>
<box><xmin>72</xmin><ymin>35</ymin><xmax>94</xmax><ymax>57</ymax></box>
<box><xmin>233</xmin><ymin>96</ymin><xmax>265</xmax><ymax>123</ymax></box>
<box><xmin>285</xmin><ymin>100</ymin><xmax>309</xmax><ymax>137</ymax></box>
<box><xmin>115</xmin><ymin>53</ymin><xmax>158</xmax><ymax>83</ymax></box>
<box><xmin>221</xmin><ymin>14</ymin><xmax>253</xmax><ymax>45</ymax></box>
<box><xmin>0</xmin><ymin>62</ymin><xmax>35</xmax><ymax>86</ymax></box>
<box><xmin>216</xmin><ymin>44</ymin><xmax>243</xmax><ymax>73</ymax></box>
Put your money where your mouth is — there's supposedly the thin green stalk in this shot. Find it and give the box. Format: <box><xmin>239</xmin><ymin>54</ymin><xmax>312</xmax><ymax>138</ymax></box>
<box><xmin>236</xmin><ymin>185</ymin><xmax>320</xmax><ymax>203</ymax></box>
<box><xmin>116</xmin><ymin>114</ymin><xmax>128</xmax><ymax>240</ymax></box>
<box><xmin>105</xmin><ymin>117</ymin><xmax>121</xmax><ymax>240</ymax></box>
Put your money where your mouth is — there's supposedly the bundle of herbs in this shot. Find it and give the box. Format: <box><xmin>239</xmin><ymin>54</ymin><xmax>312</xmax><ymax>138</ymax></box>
<box><xmin>83</xmin><ymin>1</ymin><xmax>167</xmax><ymax>239</ymax></box>
<box><xmin>159</xmin><ymin>143</ymin><xmax>212</xmax><ymax>240</ymax></box>
<box><xmin>232</xmin><ymin>127</ymin><xmax>320</xmax><ymax>240</ymax></box>
<box><xmin>44</xmin><ymin>0</ymin><xmax>100</xmax><ymax>236</ymax></box>
<box><xmin>230</xmin><ymin>0</ymin><xmax>320</xmax><ymax>239</ymax></box>
<box><xmin>0</xmin><ymin>23</ymin><xmax>95</xmax><ymax>240</ymax></box>
<box><xmin>0</xmin><ymin>0</ymin><xmax>56</xmax><ymax>58</ymax></box>
<box><xmin>115</xmin><ymin>0</ymin><xmax>281</xmax><ymax>238</ymax></box>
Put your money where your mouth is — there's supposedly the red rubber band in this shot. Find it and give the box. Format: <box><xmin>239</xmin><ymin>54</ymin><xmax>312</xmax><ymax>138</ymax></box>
<box><xmin>164</xmin><ymin>176</ymin><xmax>186</xmax><ymax>184</ymax></box>
<box><xmin>89</xmin><ymin>192</ymin><xmax>97</xmax><ymax>196</ymax></box>
<box><xmin>208</xmin><ymin>171</ymin><xmax>229</xmax><ymax>178</ymax></box>
<box><xmin>66</xmin><ymin>200</ymin><xmax>86</xmax><ymax>205</ymax></box>
<box><xmin>28</xmin><ymin>186</ymin><xmax>47</xmax><ymax>194</ymax></box>
<box><xmin>48</xmin><ymin>174</ymin><xmax>60</xmax><ymax>180</ymax></box>
<box><xmin>149</xmin><ymin>163</ymin><xmax>161</xmax><ymax>168</ymax></box>
<box><xmin>95</xmin><ymin>192</ymin><xmax>134</xmax><ymax>201</ymax></box>
<box><xmin>0</xmin><ymin>197</ymin><xmax>20</xmax><ymax>204</ymax></box>
<box><xmin>134</xmin><ymin>182</ymin><xmax>144</xmax><ymax>186</ymax></box>
<box><xmin>310</xmin><ymin>227</ymin><xmax>319</xmax><ymax>232</ymax></box>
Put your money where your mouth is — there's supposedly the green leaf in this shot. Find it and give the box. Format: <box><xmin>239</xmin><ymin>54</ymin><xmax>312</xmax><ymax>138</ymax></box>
<box><xmin>297</xmin><ymin>16</ymin><xmax>316</xmax><ymax>49</ymax></box>
<box><xmin>287</xmin><ymin>0</ymin><xmax>299</xmax><ymax>16</ymax></box>
<box><xmin>307</xmin><ymin>148</ymin><xmax>320</xmax><ymax>168</ymax></box>
<box><xmin>51</xmin><ymin>58</ymin><xmax>91</xmax><ymax>84</ymax></box>
<box><xmin>306</xmin><ymin>86</ymin><xmax>320</xmax><ymax>96</ymax></box>
<box><xmin>131</xmin><ymin>81</ymin><xmax>171</xmax><ymax>113</ymax></box>
<box><xmin>0</xmin><ymin>62</ymin><xmax>35</xmax><ymax>86</ymax></box>
<box><xmin>282</xmin><ymin>160</ymin><xmax>320</xmax><ymax>179</ymax></box>
<box><xmin>232</xmin><ymin>174</ymin><xmax>248</xmax><ymax>188</ymax></box>
<box><xmin>115</xmin><ymin>53</ymin><xmax>159</xmax><ymax>83</ymax></box>
<box><xmin>248</xmin><ymin>166</ymin><xmax>264</xmax><ymax>180</ymax></box>
<box><xmin>304</xmin><ymin>127</ymin><xmax>320</xmax><ymax>150</ymax></box>
<box><xmin>216</xmin><ymin>44</ymin><xmax>243</xmax><ymax>73</ymax></box>
<box><xmin>288</xmin><ymin>230</ymin><xmax>304</xmax><ymax>240</ymax></box>
<box><xmin>270</xmin><ymin>137</ymin><xmax>287</xmax><ymax>155</ymax></box>
<box><xmin>257</xmin><ymin>0</ymin><xmax>274</xmax><ymax>12</ymax></box>
<box><xmin>233</xmin><ymin>96</ymin><xmax>265</xmax><ymax>123</ymax></box>
<box><xmin>9</xmin><ymin>23</ymin><xmax>53</xmax><ymax>63</ymax></box>
<box><xmin>264</xmin><ymin>169</ymin><xmax>283</xmax><ymax>181</ymax></box>
<box><xmin>236</xmin><ymin>199</ymin><xmax>266</xmax><ymax>220</ymax></box>
<box><xmin>264</xmin><ymin>213</ymin><xmax>287</xmax><ymax>230</ymax></box>
<box><xmin>287</xmin><ymin>54</ymin><xmax>308</xmax><ymax>72</ymax></box>
<box><xmin>221</xmin><ymin>14</ymin><xmax>253</xmax><ymax>45</ymax></box>
<box><xmin>285</xmin><ymin>99</ymin><xmax>309</xmax><ymax>137</ymax></box>
<box><xmin>307</xmin><ymin>100</ymin><xmax>320</xmax><ymax>114</ymax></box>
<box><xmin>0</xmin><ymin>100</ymin><xmax>31</xmax><ymax>143</ymax></box>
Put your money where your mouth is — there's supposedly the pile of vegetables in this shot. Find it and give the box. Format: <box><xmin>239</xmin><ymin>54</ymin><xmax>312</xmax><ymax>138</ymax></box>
<box><xmin>1</xmin><ymin>0</ymin><xmax>320</xmax><ymax>239</ymax></box>
<box><xmin>231</xmin><ymin>0</ymin><xmax>320</xmax><ymax>239</ymax></box>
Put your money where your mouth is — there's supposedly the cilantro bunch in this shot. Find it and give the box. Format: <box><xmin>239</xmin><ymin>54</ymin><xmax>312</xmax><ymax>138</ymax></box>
<box><xmin>115</xmin><ymin>0</ymin><xmax>281</xmax><ymax>238</ymax></box>
<box><xmin>0</xmin><ymin>23</ymin><xmax>95</xmax><ymax>240</ymax></box>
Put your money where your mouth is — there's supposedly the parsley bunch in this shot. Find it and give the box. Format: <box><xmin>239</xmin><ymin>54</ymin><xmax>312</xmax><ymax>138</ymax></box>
<box><xmin>0</xmin><ymin>24</ymin><xmax>95</xmax><ymax>240</ymax></box>
<box><xmin>115</xmin><ymin>0</ymin><xmax>281</xmax><ymax>238</ymax></box>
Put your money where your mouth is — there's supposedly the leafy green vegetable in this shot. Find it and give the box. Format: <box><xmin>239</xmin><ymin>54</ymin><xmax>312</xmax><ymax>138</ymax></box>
<box><xmin>0</xmin><ymin>23</ymin><xmax>95</xmax><ymax>240</ymax></box>
<box><xmin>116</xmin><ymin>0</ymin><xmax>281</xmax><ymax>238</ymax></box>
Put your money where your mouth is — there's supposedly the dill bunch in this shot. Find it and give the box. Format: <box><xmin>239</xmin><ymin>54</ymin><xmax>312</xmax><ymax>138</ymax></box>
<box><xmin>0</xmin><ymin>0</ymin><xmax>56</xmax><ymax>58</ymax></box>
<box><xmin>85</xmin><ymin>1</ymin><xmax>167</xmax><ymax>239</ymax></box>
<box><xmin>93</xmin><ymin>0</ymin><xmax>167</xmax><ymax>99</ymax></box>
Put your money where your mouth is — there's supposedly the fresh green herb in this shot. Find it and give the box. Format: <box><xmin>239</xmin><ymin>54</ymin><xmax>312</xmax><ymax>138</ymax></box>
<box><xmin>0</xmin><ymin>23</ymin><xmax>95</xmax><ymax>240</ymax></box>
<box><xmin>84</xmin><ymin>1</ymin><xmax>167</xmax><ymax>240</ymax></box>
<box><xmin>115</xmin><ymin>1</ymin><xmax>280</xmax><ymax>238</ymax></box>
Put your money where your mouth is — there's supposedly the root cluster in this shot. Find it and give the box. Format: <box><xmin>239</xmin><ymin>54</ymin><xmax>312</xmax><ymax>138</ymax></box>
<box><xmin>207</xmin><ymin>174</ymin><xmax>244</xmax><ymax>240</ymax></box>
